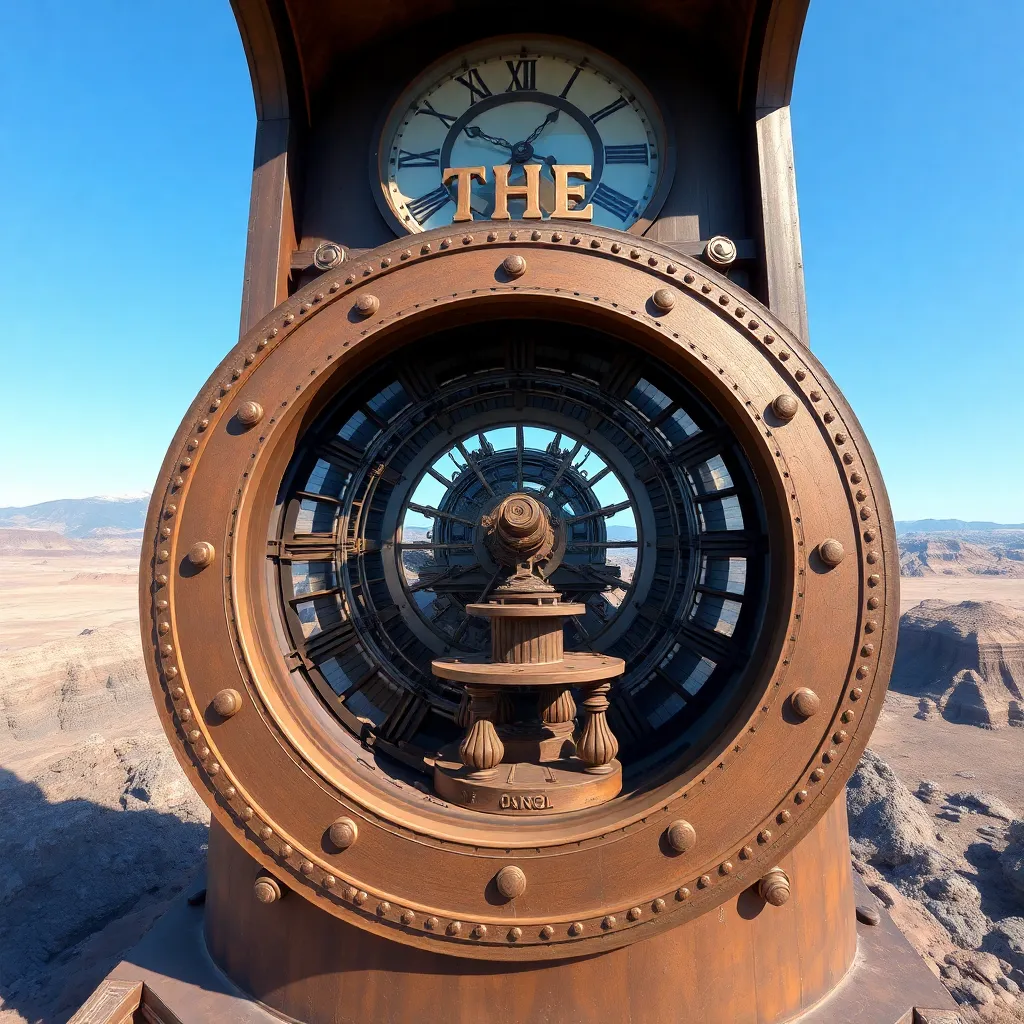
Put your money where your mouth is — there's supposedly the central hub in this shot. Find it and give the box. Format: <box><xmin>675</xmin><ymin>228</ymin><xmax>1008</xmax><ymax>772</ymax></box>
<box><xmin>511</xmin><ymin>140</ymin><xmax>535</xmax><ymax>164</ymax></box>
<box><xmin>483</xmin><ymin>492</ymin><xmax>555</xmax><ymax>569</ymax></box>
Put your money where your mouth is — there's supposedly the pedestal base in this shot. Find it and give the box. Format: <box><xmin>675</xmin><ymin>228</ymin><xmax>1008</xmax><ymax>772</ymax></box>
<box><xmin>433</xmin><ymin>756</ymin><xmax>622</xmax><ymax>813</ymax></box>
<box><xmin>73</xmin><ymin>800</ymin><xmax>958</xmax><ymax>1024</ymax></box>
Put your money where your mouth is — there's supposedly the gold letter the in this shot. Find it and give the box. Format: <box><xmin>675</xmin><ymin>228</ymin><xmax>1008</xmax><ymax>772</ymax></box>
<box><xmin>492</xmin><ymin>164</ymin><xmax>542</xmax><ymax>220</ymax></box>
<box><xmin>553</xmin><ymin>165</ymin><xmax>593</xmax><ymax>220</ymax></box>
<box><xmin>442</xmin><ymin>166</ymin><xmax>487</xmax><ymax>222</ymax></box>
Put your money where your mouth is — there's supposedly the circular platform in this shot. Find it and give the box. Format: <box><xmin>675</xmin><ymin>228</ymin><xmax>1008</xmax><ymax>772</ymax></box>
<box><xmin>431</xmin><ymin>652</ymin><xmax>625</xmax><ymax>685</ymax></box>
<box><xmin>465</xmin><ymin>602</ymin><xmax>587</xmax><ymax>618</ymax></box>
<box><xmin>433</xmin><ymin>756</ymin><xmax>623</xmax><ymax>814</ymax></box>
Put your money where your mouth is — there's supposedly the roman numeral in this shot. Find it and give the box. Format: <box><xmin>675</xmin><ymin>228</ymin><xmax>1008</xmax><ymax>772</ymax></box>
<box><xmin>591</xmin><ymin>182</ymin><xmax>638</xmax><ymax>221</ymax></box>
<box><xmin>407</xmin><ymin>185</ymin><xmax>452</xmax><ymax>224</ymax></box>
<box><xmin>589</xmin><ymin>96</ymin><xmax>629</xmax><ymax>124</ymax></box>
<box><xmin>454</xmin><ymin>67</ymin><xmax>492</xmax><ymax>102</ymax></box>
<box><xmin>416</xmin><ymin>99</ymin><xmax>457</xmax><ymax>127</ymax></box>
<box><xmin>506</xmin><ymin>59</ymin><xmax>537</xmax><ymax>91</ymax></box>
<box><xmin>559</xmin><ymin>65</ymin><xmax>583</xmax><ymax>98</ymax></box>
<box><xmin>605</xmin><ymin>143</ymin><xmax>648</xmax><ymax>164</ymax></box>
<box><xmin>397</xmin><ymin>148</ymin><xmax>440</xmax><ymax>169</ymax></box>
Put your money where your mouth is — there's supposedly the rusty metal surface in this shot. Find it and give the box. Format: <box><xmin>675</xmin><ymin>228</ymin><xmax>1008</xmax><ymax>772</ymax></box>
<box><xmin>140</xmin><ymin>223</ymin><xmax>898</xmax><ymax>960</ymax></box>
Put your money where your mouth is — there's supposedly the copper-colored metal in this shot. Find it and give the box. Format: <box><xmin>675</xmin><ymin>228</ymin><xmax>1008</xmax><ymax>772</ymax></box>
<box><xmin>819</xmin><ymin>538</ymin><xmax>847</xmax><ymax>567</ymax></box>
<box><xmin>772</xmin><ymin>393</ymin><xmax>799</xmax><ymax>420</ymax></box>
<box><xmin>666</xmin><ymin>819</ymin><xmax>697</xmax><ymax>854</ymax></box>
<box><xmin>791</xmin><ymin>687</ymin><xmax>821</xmax><ymax>718</ymax></box>
<box><xmin>495</xmin><ymin>866</ymin><xmax>527</xmax><ymax>900</ymax></box>
<box><xmin>704</xmin><ymin>235</ymin><xmax>738</xmax><ymax>266</ymax></box>
<box><xmin>327</xmin><ymin>817</ymin><xmax>358</xmax><ymax>850</ymax></box>
<box><xmin>758</xmin><ymin>867</ymin><xmax>791</xmax><ymax>906</ymax></box>
<box><xmin>235</xmin><ymin>400</ymin><xmax>264</xmax><ymax>428</ymax></box>
<box><xmin>212</xmin><ymin>688</ymin><xmax>242</xmax><ymax>718</ymax></box>
<box><xmin>253</xmin><ymin>874</ymin><xmax>282</xmax><ymax>904</ymax></box>
<box><xmin>186</xmin><ymin>541</ymin><xmax>215</xmax><ymax>569</ymax></box>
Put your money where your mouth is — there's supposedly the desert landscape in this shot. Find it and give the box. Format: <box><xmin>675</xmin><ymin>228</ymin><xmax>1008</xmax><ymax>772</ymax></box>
<box><xmin>1</xmin><ymin>501</ymin><xmax>1023</xmax><ymax>1021</ymax></box>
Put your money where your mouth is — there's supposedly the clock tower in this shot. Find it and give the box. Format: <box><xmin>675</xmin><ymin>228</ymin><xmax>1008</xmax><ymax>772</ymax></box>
<box><xmin>70</xmin><ymin>3</ymin><xmax>959</xmax><ymax>1023</ymax></box>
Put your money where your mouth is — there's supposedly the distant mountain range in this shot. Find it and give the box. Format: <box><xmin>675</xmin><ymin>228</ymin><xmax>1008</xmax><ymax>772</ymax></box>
<box><xmin>0</xmin><ymin>496</ymin><xmax>149</xmax><ymax>538</ymax></box>
<box><xmin>895</xmin><ymin>520</ymin><xmax>1024</xmax><ymax>537</ymax></box>
<box><xmin>2</xmin><ymin>496</ymin><xmax>1020</xmax><ymax>544</ymax></box>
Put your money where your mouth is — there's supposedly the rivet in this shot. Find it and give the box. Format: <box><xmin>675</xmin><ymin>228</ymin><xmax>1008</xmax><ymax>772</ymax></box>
<box><xmin>698</xmin><ymin>874</ymin><xmax>711</xmax><ymax>888</ymax></box>
<box><xmin>843</xmin><ymin>452</ymin><xmax>855</xmax><ymax>465</ymax></box>
<box><xmin>778</xmin><ymin>810</ymin><xmax>791</xmax><ymax>823</ymax></box>
<box><xmin>667</xmin><ymin>264</ymin><xmax>678</xmax><ymax>274</ymax></box>
<box><xmin>259</xmin><ymin>825</ymin><xmax>273</xmax><ymax>840</ymax></box>
<box><xmin>495</xmin><ymin>865</ymin><xmax>527</xmax><ymax>899</ymax></box>
<box><xmin>818</xmin><ymin>538</ymin><xmax>845</xmax><ymax>567</ymax></box>
<box><xmin>187</xmin><ymin>541</ymin><xmax>215</xmax><ymax>568</ymax></box>
<box><xmin>675</xmin><ymin>887</ymin><xmax>691</xmax><ymax>901</ymax></box>
<box><xmin>758</xmin><ymin>829</ymin><xmax>772</xmax><ymax>844</ymax></box>
<box><xmin>810</xmin><ymin>390</ymin><xmax>822</xmax><ymax>402</ymax></box>
<box><xmin>160</xmin><ymin>526</ymin><xmax>171</xmax><ymax>539</ymax></box>
<box><xmin>861</xmin><ymin>643</ymin><xmax>875</xmax><ymax>657</ymax></box>
<box><xmin>158</xmin><ymin>621</ymin><xmax>170</xmax><ymax>635</ymax></box>
<box><xmin>155</xmin><ymin>574</ymin><xmax>168</xmax><ymax>585</ymax></box>
<box><xmin>772</xmin><ymin>394</ymin><xmax>799</xmax><ymax>421</ymax></box>
<box><xmin>569</xmin><ymin>921</ymin><xmax>583</xmax><ymax>936</ymax></box>
<box><xmin>735</xmin><ymin>306</ymin><xmax>746</xmax><ymax>317</ymax></box>
<box><xmin>759</xmin><ymin>868</ymin><xmax>791</xmax><ymax>907</ymax></box>
<box><xmin>868</xmin><ymin>573</ymin><xmax>880</xmax><ymax>586</ymax></box>
<box><xmin>283</xmin><ymin>313</ymin><xmax>294</xmax><ymax>324</ymax></box>
<box><xmin>627</xmin><ymin>906</ymin><xmax>641</xmax><ymax>921</ymax></box>
<box><xmin>823</xmin><ymin>412</ymin><xmax>834</xmax><ymax>424</ymax></box>
<box><xmin>401</xmin><ymin>910</ymin><xmax>415</xmax><ymax>925</ymax></box>
<box><xmin>324</xmin><ymin>875</ymin><xmax>337</xmax><ymax>888</ymax></box>
<box><xmin>540</xmin><ymin>924</ymin><xmax>555</xmax><ymax>939</ymax></box>
<box><xmin>651</xmin><ymin>287</ymin><xmax>676</xmax><ymax>312</ymax></box>
<box><xmin>157</xmin><ymin>549</ymin><xmax>169</xmax><ymax>562</ymax></box>
<box><xmin>472</xmin><ymin>924</ymin><xmax>487</xmax><ymax>939</ymax></box>
<box><xmin>811</xmin><ymin>767</ymin><xmax>825</xmax><ymax>781</ymax></box>
<box><xmin>740</xmin><ymin>845</ymin><xmax>753</xmax><ymax>859</ymax></box>
<box><xmin>301</xmin><ymin>860</ymin><xmax>314</xmax><ymax>876</ymax></box>
<box><xmin>179</xmin><ymin>708</ymin><xmax>192</xmax><ymax>722</ymax></box>
<box><xmin>590</xmin><ymin>238</ymin><xmax>601</xmax><ymax>248</ymax></box>
<box><xmin>822</xmin><ymin>748</ymin><xmax>836</xmax><ymax>763</ymax></box>
<box><xmin>165</xmin><ymin>663</ymin><xmax>177</xmax><ymax>676</ymax></box>
<box><xmin>841</xmin><ymin>709</ymin><xmax>854</xmax><ymax>723</ymax></box>
<box><xmin>241</xmin><ymin>806</ymin><xmax>254</xmax><ymax>821</ymax></box>
<box><xmin>834</xmin><ymin>729</ymin><xmax>848</xmax><ymax>743</ymax></box>
<box><xmin>507</xmin><ymin>926</ymin><xmax>522</xmax><ymax>942</ymax></box>
<box><xmin>329</xmin><ymin>817</ymin><xmax>359</xmax><ymax>850</ymax></box>
<box><xmin>425</xmin><ymin>916</ymin><xmax>439</xmax><ymax>931</ymax></box>
<box><xmin>602</xmin><ymin>915</ymin><xmax>616</xmax><ymax>929</ymax></box>
<box><xmin>791</xmin><ymin>687</ymin><xmax>821</xmax><ymax>718</ymax></box>
<box><xmin>648</xmin><ymin>257</ymin><xmax>658</xmax><ymax>266</ymax></box>
<box><xmin>795</xmin><ymin>789</ymin><xmax>807</xmax><ymax>803</ymax></box>
<box><xmin>198</xmin><ymin>745</ymin><xmax>211</xmax><ymax>762</ymax></box>
<box><xmin>353</xmin><ymin>891</ymin><xmax>368</xmax><ymax>906</ymax></box>
<box><xmin>652</xmin><ymin>898</ymin><xmax>666</xmax><ymax>913</ymax></box>
<box><xmin>502</xmin><ymin>254</ymin><xmax>526</xmax><ymax>278</ymax></box>
<box><xmin>377</xmin><ymin>901</ymin><xmax>390</xmax><ymax>916</ymax></box>
<box><xmin>856</xmin><ymin>665</ymin><xmax>869</xmax><ymax>679</ymax></box>
<box><xmin>171</xmin><ymin>686</ymin><xmax>184</xmax><ymax>699</ymax></box>
<box><xmin>571</xmin><ymin>235</ymin><xmax>581</xmax><ymax>244</ymax></box>
<box><xmin>440</xmin><ymin>238</ymin><xmax>451</xmax><ymax>249</ymax></box>
<box><xmin>779</xmin><ymin>350</ymin><xmax>790</xmax><ymax>361</ymax></box>
<box><xmin>198</xmin><ymin>417</ymin><xmax>210</xmax><ymax>430</ymax></box>
<box><xmin>683</xmin><ymin>273</ymin><xmax>695</xmax><ymax>284</ymax></box>
<box><xmin>720</xmin><ymin>861</ymin><xmax>733</xmax><ymax>875</ymax></box>
<box><xmin>380</xmin><ymin>257</ymin><xmax>391</xmax><ymax>267</ymax></box>
<box><xmin>701</xmin><ymin>282</ymin><xmax>712</xmax><ymax>293</ymax></box>
<box><xmin>705</xmin><ymin>235</ymin><xmax>737</xmax><ymax>266</ymax></box>
<box><xmin>212</xmin><ymin>688</ymin><xmax>242</xmax><ymax>718</ymax></box>
<box><xmin>236</xmin><ymin>401</ymin><xmax>264</xmax><ymax>428</ymax></box>
<box><xmin>224</xmin><ymin>785</ymin><xmax>236</xmax><ymax>798</ymax></box>
<box><xmin>631</xmin><ymin>249</ymin><xmax>641</xmax><ymax>259</ymax></box>
<box><xmin>851</xmin><ymin>687</ymin><xmax>864</xmax><ymax>700</ymax></box>
<box><xmin>718</xmin><ymin>294</ymin><xmax>730</xmax><ymax>306</ymax></box>
<box><xmin>611</xmin><ymin>242</ymin><xmax>621</xmax><ymax>253</ymax></box>
<box><xmin>865</xmin><ymin>619</ymin><xmax>878</xmax><ymax>633</ymax></box>
<box><xmin>834</xmin><ymin>432</ymin><xmax>847</xmax><ymax>445</ymax></box>
<box><xmin>354</xmin><ymin>294</ymin><xmax>380</xmax><ymax>318</ymax></box>
<box><xmin>551</xmin><ymin>232</ymin><xmax>561</xmax><ymax>242</ymax></box>
<box><xmin>860</xmin><ymin>507</ymin><xmax>874</xmax><ymax>522</ymax></box>
<box><xmin>665</xmin><ymin>819</ymin><xmax>697</xmax><ymax>853</ymax></box>
<box><xmin>160</xmin><ymin>643</ymin><xmax>173</xmax><ymax>657</ymax></box>
<box><xmin>867</xmin><ymin>596</ymin><xmax>880</xmax><ymax>610</ymax></box>
<box><xmin>253</xmin><ymin>874</ymin><xmax>282</xmax><ymax>904</ymax></box>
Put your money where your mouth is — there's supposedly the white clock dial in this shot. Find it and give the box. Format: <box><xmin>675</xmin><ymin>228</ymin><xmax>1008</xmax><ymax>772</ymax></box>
<box><xmin>376</xmin><ymin>38</ymin><xmax>669</xmax><ymax>233</ymax></box>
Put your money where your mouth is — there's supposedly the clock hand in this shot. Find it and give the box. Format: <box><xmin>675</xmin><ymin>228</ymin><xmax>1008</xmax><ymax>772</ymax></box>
<box><xmin>523</xmin><ymin>108</ymin><xmax>560</xmax><ymax>146</ymax></box>
<box><xmin>463</xmin><ymin>125</ymin><xmax>513</xmax><ymax>150</ymax></box>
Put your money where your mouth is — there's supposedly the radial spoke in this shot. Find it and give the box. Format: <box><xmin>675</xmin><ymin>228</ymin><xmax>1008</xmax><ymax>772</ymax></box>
<box><xmin>426</xmin><ymin>465</ymin><xmax>454</xmax><ymax>487</ymax></box>
<box><xmin>407</xmin><ymin>502</ymin><xmax>475</xmax><ymax>526</ymax></box>
<box><xmin>516</xmin><ymin>425</ymin><xmax>525</xmax><ymax>490</ymax></box>
<box><xmin>408</xmin><ymin>562</ymin><xmax>483</xmax><ymax>593</ymax></box>
<box><xmin>398</xmin><ymin>541</ymin><xmax>475</xmax><ymax>550</ymax></box>
<box><xmin>543</xmin><ymin>439</ymin><xmax>584</xmax><ymax>497</ymax></box>
<box><xmin>456</xmin><ymin>441</ymin><xmax>495</xmax><ymax>497</ymax></box>
<box><xmin>565</xmin><ymin>500</ymin><xmax>633</xmax><ymax>524</ymax></box>
<box><xmin>566</xmin><ymin>540</ymin><xmax>638</xmax><ymax>549</ymax></box>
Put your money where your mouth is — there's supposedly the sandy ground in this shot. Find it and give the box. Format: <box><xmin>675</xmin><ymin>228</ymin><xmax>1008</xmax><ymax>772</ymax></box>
<box><xmin>900</xmin><ymin>576</ymin><xmax>1024</xmax><ymax>614</ymax></box>
<box><xmin>0</xmin><ymin>554</ymin><xmax>139</xmax><ymax>652</ymax></box>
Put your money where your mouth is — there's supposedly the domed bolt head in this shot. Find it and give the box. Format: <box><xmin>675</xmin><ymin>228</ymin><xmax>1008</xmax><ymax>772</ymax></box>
<box><xmin>236</xmin><ymin>400</ymin><xmax>264</xmax><ymax>428</ymax></box>
<box><xmin>758</xmin><ymin>867</ymin><xmax>790</xmax><ymax>907</ymax></box>
<box><xmin>212</xmin><ymin>688</ymin><xmax>242</xmax><ymax>718</ymax></box>
<box><xmin>354</xmin><ymin>293</ymin><xmax>380</xmax><ymax>318</ymax></box>
<box><xmin>187</xmin><ymin>541</ymin><xmax>215</xmax><ymax>569</ymax></box>
<box><xmin>772</xmin><ymin>394</ymin><xmax>799</xmax><ymax>421</ymax></box>
<box><xmin>328</xmin><ymin>817</ymin><xmax>358</xmax><ymax>851</ymax></box>
<box><xmin>253</xmin><ymin>873</ymin><xmax>282</xmax><ymax>904</ymax></box>
<box><xmin>313</xmin><ymin>240</ymin><xmax>344</xmax><ymax>270</ymax></box>
<box><xmin>651</xmin><ymin>287</ymin><xmax>676</xmax><ymax>313</ymax></box>
<box><xmin>665</xmin><ymin>819</ymin><xmax>697</xmax><ymax>854</ymax></box>
<box><xmin>790</xmin><ymin>687</ymin><xmax>821</xmax><ymax>719</ymax></box>
<box><xmin>502</xmin><ymin>254</ymin><xmax>526</xmax><ymax>278</ymax></box>
<box><xmin>495</xmin><ymin>865</ymin><xmax>527</xmax><ymax>899</ymax></box>
<box><xmin>818</xmin><ymin>538</ymin><xmax>846</xmax><ymax>567</ymax></box>
<box><xmin>705</xmin><ymin>235</ymin><xmax>737</xmax><ymax>266</ymax></box>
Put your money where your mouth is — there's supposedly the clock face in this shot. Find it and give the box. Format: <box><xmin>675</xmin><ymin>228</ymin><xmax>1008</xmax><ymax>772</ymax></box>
<box><xmin>376</xmin><ymin>38</ymin><xmax>669</xmax><ymax>233</ymax></box>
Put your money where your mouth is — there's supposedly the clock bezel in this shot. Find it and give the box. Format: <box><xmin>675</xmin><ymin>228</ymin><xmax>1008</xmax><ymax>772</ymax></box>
<box><xmin>371</xmin><ymin>34</ymin><xmax>676</xmax><ymax>236</ymax></box>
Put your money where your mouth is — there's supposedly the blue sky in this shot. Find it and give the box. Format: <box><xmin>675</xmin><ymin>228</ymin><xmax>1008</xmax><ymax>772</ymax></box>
<box><xmin>0</xmin><ymin>2</ymin><xmax>1020</xmax><ymax>520</ymax></box>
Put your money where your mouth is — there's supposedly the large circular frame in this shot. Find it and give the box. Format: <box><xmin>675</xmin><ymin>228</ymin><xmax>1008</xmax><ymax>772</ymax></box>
<box><xmin>142</xmin><ymin>223</ymin><xmax>898</xmax><ymax>961</ymax></box>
